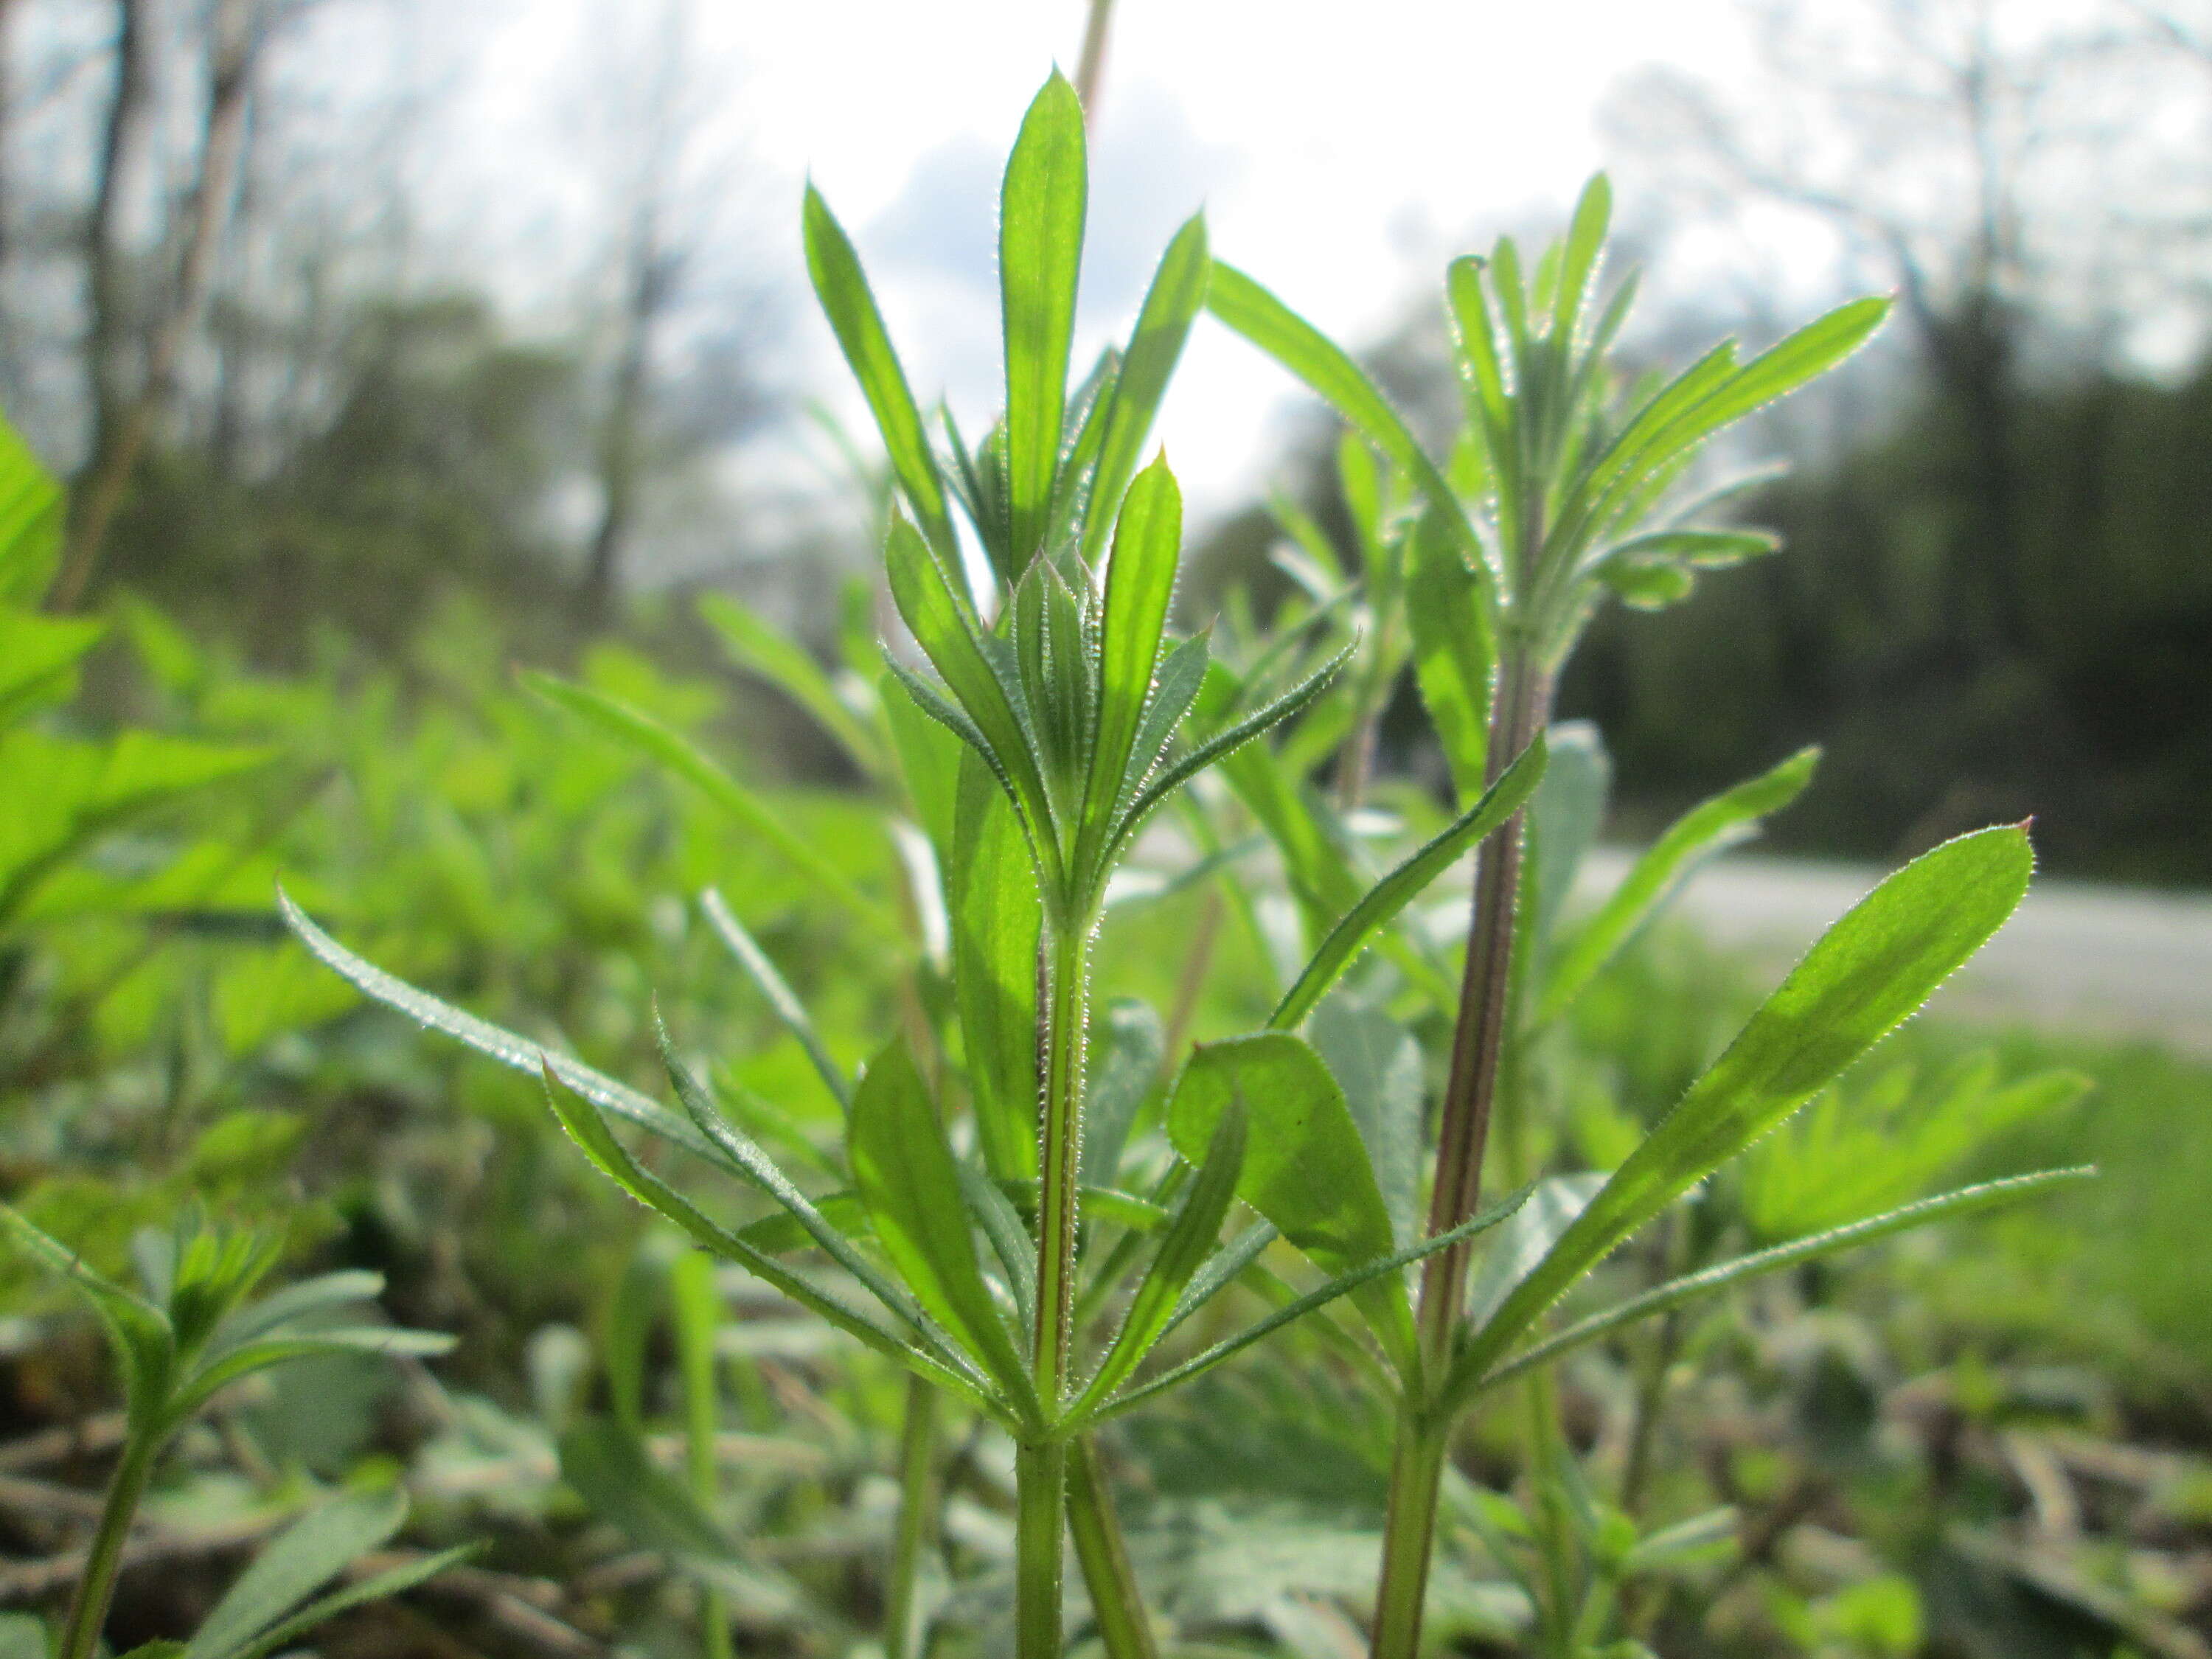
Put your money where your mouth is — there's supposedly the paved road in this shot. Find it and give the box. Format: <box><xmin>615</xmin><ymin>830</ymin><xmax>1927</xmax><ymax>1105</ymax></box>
<box><xmin>1575</xmin><ymin>849</ymin><xmax>2212</xmax><ymax>1055</ymax></box>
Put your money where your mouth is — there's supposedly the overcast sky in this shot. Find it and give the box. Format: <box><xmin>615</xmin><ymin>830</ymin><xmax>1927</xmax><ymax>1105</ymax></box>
<box><xmin>380</xmin><ymin>0</ymin><xmax>1775</xmax><ymax>526</ymax></box>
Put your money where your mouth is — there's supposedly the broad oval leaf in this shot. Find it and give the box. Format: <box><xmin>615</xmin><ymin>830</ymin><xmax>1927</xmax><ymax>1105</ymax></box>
<box><xmin>1166</xmin><ymin>1034</ymin><xmax>1416</xmax><ymax>1377</ymax></box>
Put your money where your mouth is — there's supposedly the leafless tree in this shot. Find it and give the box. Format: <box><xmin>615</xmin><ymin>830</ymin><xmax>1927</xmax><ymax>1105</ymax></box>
<box><xmin>1603</xmin><ymin>0</ymin><xmax>2208</xmax><ymax>664</ymax></box>
<box><xmin>53</xmin><ymin>0</ymin><xmax>262</xmax><ymax>610</ymax></box>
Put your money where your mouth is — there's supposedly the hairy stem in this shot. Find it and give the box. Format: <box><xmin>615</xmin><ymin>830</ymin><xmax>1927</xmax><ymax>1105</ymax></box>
<box><xmin>1371</xmin><ymin>646</ymin><xmax>1552</xmax><ymax>1659</ymax></box>
<box><xmin>884</xmin><ymin>1377</ymin><xmax>940</xmax><ymax>1659</ymax></box>
<box><xmin>1066</xmin><ymin>1433</ymin><xmax>1160</xmax><ymax>1659</ymax></box>
<box><xmin>58</xmin><ymin>1430</ymin><xmax>157</xmax><ymax>1659</ymax></box>
<box><xmin>1020</xmin><ymin>919</ymin><xmax>1091</xmax><ymax>1655</ymax></box>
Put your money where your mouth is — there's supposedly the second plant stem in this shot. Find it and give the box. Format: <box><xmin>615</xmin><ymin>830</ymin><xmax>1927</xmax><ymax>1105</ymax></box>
<box><xmin>59</xmin><ymin>1429</ymin><xmax>159</xmax><ymax>1659</ymax></box>
<box><xmin>1371</xmin><ymin>645</ymin><xmax>1553</xmax><ymax>1659</ymax></box>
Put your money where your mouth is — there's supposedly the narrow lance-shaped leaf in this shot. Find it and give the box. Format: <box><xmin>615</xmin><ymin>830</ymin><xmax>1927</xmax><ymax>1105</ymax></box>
<box><xmin>1166</xmin><ymin>1034</ymin><xmax>1417</xmax><ymax>1378</ymax></box>
<box><xmin>802</xmin><ymin>184</ymin><xmax>956</xmax><ymax>560</ymax></box>
<box><xmin>182</xmin><ymin>1490</ymin><xmax>408</xmax><ymax>1659</ymax></box>
<box><xmin>212</xmin><ymin>1548</ymin><xmax>479</xmax><ymax>1659</ymax></box>
<box><xmin>1072</xmin><ymin>1098</ymin><xmax>1246</xmax><ymax>1418</ymax></box>
<box><xmin>698</xmin><ymin>889</ymin><xmax>851</xmax><ymax>1111</ymax></box>
<box><xmin>1551</xmin><ymin>173</ymin><xmax>1612</xmax><ymax>344</ymax></box>
<box><xmin>1103</xmin><ymin>641</ymin><xmax>1353</xmax><ymax>872</ymax></box>
<box><xmin>1082</xmin><ymin>215</ymin><xmax>1210</xmax><ymax>561</ymax></box>
<box><xmin>1536</xmin><ymin>746</ymin><xmax>1819</xmax><ymax>1026</ymax></box>
<box><xmin>1404</xmin><ymin>508</ymin><xmax>1495</xmax><ymax>803</ymax></box>
<box><xmin>948</xmin><ymin>751</ymin><xmax>1042</xmax><ymax>1181</ymax></box>
<box><xmin>1476</xmin><ymin>1167</ymin><xmax>2095</xmax><ymax>1395</ymax></box>
<box><xmin>847</xmin><ymin>1037</ymin><xmax>1038</xmax><ymax>1416</ymax></box>
<box><xmin>1207</xmin><ymin>260</ymin><xmax>1484</xmax><ymax>566</ymax></box>
<box><xmin>1270</xmin><ymin>736</ymin><xmax>1548</xmax><ymax>1030</ymax></box>
<box><xmin>957</xmin><ymin>1162</ymin><xmax>1037</xmax><ymax>1336</ymax></box>
<box><xmin>1441</xmin><ymin>824</ymin><xmax>2035</xmax><ymax>1413</ymax></box>
<box><xmin>1000</xmin><ymin>72</ymin><xmax>1087</xmax><ymax>564</ymax></box>
<box><xmin>522</xmin><ymin>672</ymin><xmax>900</xmax><ymax>944</ymax></box>
<box><xmin>279</xmin><ymin>889</ymin><xmax>712</xmax><ymax>1159</ymax></box>
<box><xmin>1080</xmin><ymin>456</ymin><xmax>1181</xmax><ymax>876</ymax></box>
<box><xmin>538</xmin><ymin>1067</ymin><xmax>999</xmax><ymax>1416</ymax></box>
<box><xmin>883</xmin><ymin>515</ymin><xmax>1060</xmax><ymax>874</ymax></box>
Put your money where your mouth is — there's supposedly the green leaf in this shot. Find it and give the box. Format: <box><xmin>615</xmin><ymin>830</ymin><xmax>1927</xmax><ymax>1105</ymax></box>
<box><xmin>1552</xmin><ymin>174</ymin><xmax>1612</xmax><ymax>342</ymax></box>
<box><xmin>1268</xmin><ymin>736</ymin><xmax>1547</xmax><ymax>1030</ymax></box>
<box><xmin>1082</xmin><ymin>215</ymin><xmax>1210</xmax><ymax>561</ymax></box>
<box><xmin>1462</xmin><ymin>1173</ymin><xmax>1610</xmax><ymax>1329</ymax></box>
<box><xmin>203</xmin><ymin>1270</ymin><xmax>385</xmax><ymax>1360</ymax></box>
<box><xmin>1166</xmin><ymin>1034</ymin><xmax>1416</xmax><ymax>1377</ymax></box>
<box><xmin>947</xmin><ymin>750</ymin><xmax>1043</xmax><ymax>1181</ymax></box>
<box><xmin>1082</xmin><ymin>456</ymin><xmax>1182</xmax><ymax>872</ymax></box>
<box><xmin>655</xmin><ymin>1026</ymin><xmax>934</xmax><ymax>1339</ymax></box>
<box><xmin>1476</xmin><ymin>1169</ymin><xmax>2095</xmax><ymax>1396</ymax></box>
<box><xmin>182</xmin><ymin>1489</ymin><xmax>408</xmax><ymax>1659</ymax></box>
<box><xmin>698</xmin><ymin>890</ymin><xmax>850</xmax><ymax>1111</ymax></box>
<box><xmin>539</xmin><ymin>1068</ymin><xmax>995</xmax><ymax>1412</ymax></box>
<box><xmin>801</xmin><ymin>184</ymin><xmax>956</xmax><ymax>560</ymax></box>
<box><xmin>1537</xmin><ymin>747</ymin><xmax>1818</xmax><ymax>1025</ymax></box>
<box><xmin>1404</xmin><ymin>509</ymin><xmax>1495</xmax><ymax>804</ymax></box>
<box><xmin>279</xmin><ymin>888</ymin><xmax>713</xmax><ymax>1160</ymax></box>
<box><xmin>1074</xmin><ymin>1099</ymin><xmax>1246</xmax><ymax>1417</ymax></box>
<box><xmin>0</xmin><ymin>411</ymin><xmax>62</xmax><ymax>603</ymax></box>
<box><xmin>523</xmin><ymin>672</ymin><xmax>898</xmax><ymax>942</ymax></box>
<box><xmin>1081</xmin><ymin>998</ymin><xmax>1164</xmax><ymax>1189</ymax></box>
<box><xmin>218</xmin><ymin>1548</ymin><xmax>476</xmax><ymax>1659</ymax></box>
<box><xmin>165</xmin><ymin>1327</ymin><xmax>454</xmax><ymax>1427</ymax></box>
<box><xmin>1000</xmin><ymin>72</ymin><xmax>1087</xmax><ymax>563</ymax></box>
<box><xmin>847</xmin><ymin>1038</ymin><xmax>1036</xmax><ymax>1413</ymax></box>
<box><xmin>1596</xmin><ymin>557</ymin><xmax>1694</xmax><ymax>611</ymax></box>
<box><xmin>0</xmin><ymin>1203</ymin><xmax>173</xmax><ymax>1425</ymax></box>
<box><xmin>1600</xmin><ymin>529</ymin><xmax>1779</xmax><ymax>569</ymax></box>
<box><xmin>883</xmin><ymin>667</ymin><xmax>964</xmax><ymax>852</ymax></box>
<box><xmin>1523</xmin><ymin>722</ymin><xmax>1610</xmax><ymax>959</ymax></box>
<box><xmin>956</xmin><ymin>1161</ymin><xmax>1037</xmax><ymax>1335</ymax></box>
<box><xmin>1106</xmin><ymin>641</ymin><xmax>1352</xmax><ymax>869</ymax></box>
<box><xmin>1310</xmin><ymin>997</ymin><xmax>1424</xmax><ymax>1251</ymax></box>
<box><xmin>1206</xmin><ymin>261</ymin><xmax>1482</xmax><ymax>564</ymax></box>
<box><xmin>1441</xmin><ymin>824</ymin><xmax>2035</xmax><ymax>1411</ymax></box>
<box><xmin>698</xmin><ymin>593</ymin><xmax>883</xmax><ymax>777</ymax></box>
<box><xmin>883</xmin><ymin>516</ymin><xmax>1057</xmax><ymax>871</ymax></box>
<box><xmin>1093</xmin><ymin>1186</ymin><xmax>1529</xmax><ymax>1422</ymax></box>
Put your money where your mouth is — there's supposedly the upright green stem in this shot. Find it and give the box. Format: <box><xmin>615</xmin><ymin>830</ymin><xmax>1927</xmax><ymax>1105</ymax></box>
<box><xmin>1371</xmin><ymin>646</ymin><xmax>1553</xmax><ymax>1659</ymax></box>
<box><xmin>885</xmin><ymin>1377</ymin><xmax>941</xmax><ymax>1659</ymax></box>
<box><xmin>1019</xmin><ymin>918</ymin><xmax>1091</xmax><ymax>1657</ymax></box>
<box><xmin>1065</xmin><ymin>1433</ymin><xmax>1161</xmax><ymax>1659</ymax></box>
<box><xmin>59</xmin><ymin>1430</ymin><xmax>158</xmax><ymax>1659</ymax></box>
<box><xmin>1371</xmin><ymin>1405</ymin><xmax>1449</xmax><ymax>1658</ymax></box>
<box><xmin>1015</xmin><ymin>1439</ymin><xmax>1070</xmax><ymax>1658</ymax></box>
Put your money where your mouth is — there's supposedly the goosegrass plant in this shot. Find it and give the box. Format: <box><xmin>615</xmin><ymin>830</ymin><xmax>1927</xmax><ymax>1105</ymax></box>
<box><xmin>279</xmin><ymin>86</ymin><xmax>2098</xmax><ymax>1659</ymax></box>
<box><xmin>0</xmin><ymin>1206</ymin><xmax>457</xmax><ymax>1659</ymax></box>
<box><xmin>286</xmin><ymin>72</ymin><xmax>1547</xmax><ymax>1658</ymax></box>
<box><xmin>1203</xmin><ymin>176</ymin><xmax>2092</xmax><ymax>1655</ymax></box>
